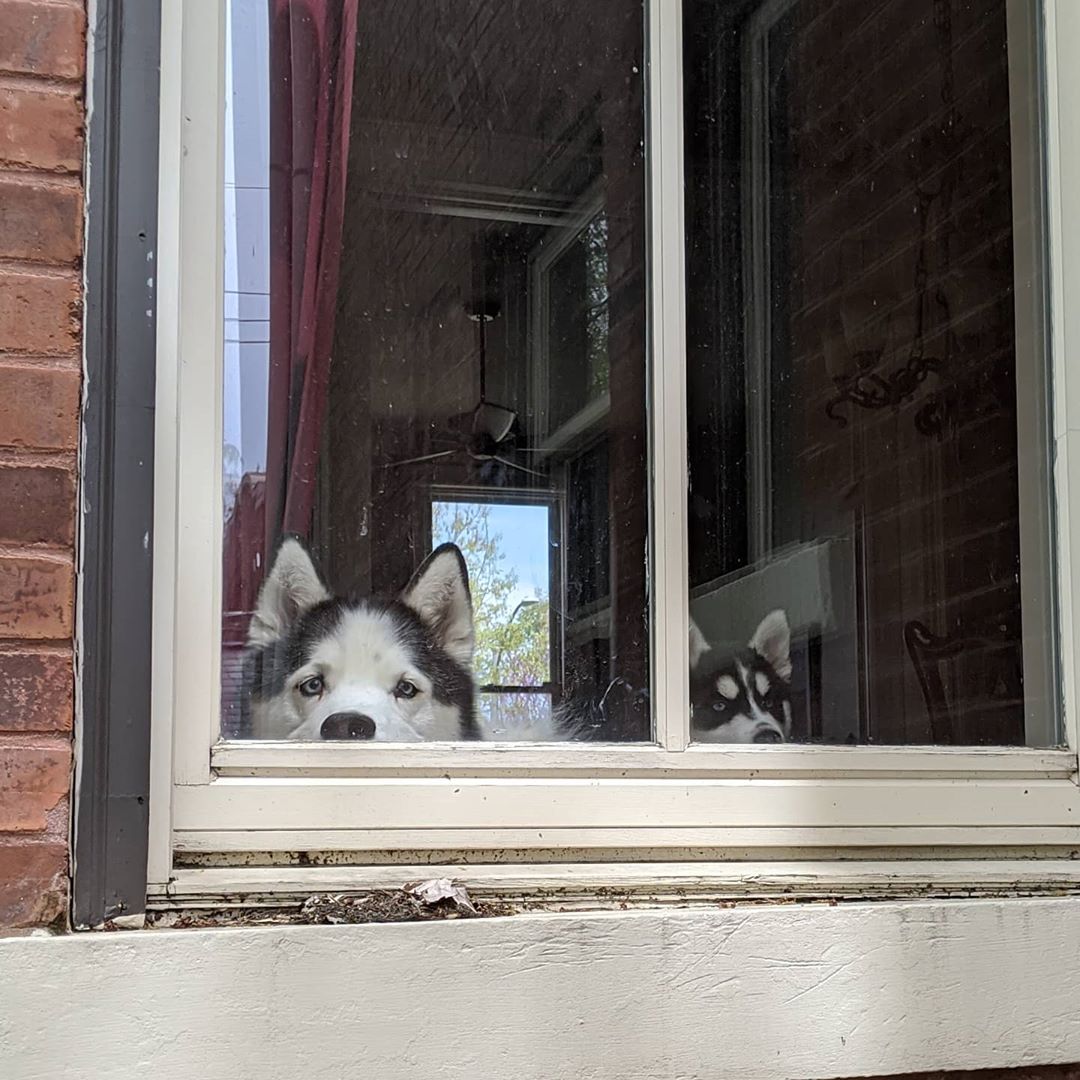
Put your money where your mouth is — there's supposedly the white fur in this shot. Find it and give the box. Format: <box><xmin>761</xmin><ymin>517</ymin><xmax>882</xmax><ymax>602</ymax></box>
<box><xmin>248</xmin><ymin>539</ymin><xmax>329</xmax><ymax>647</ymax></box>
<box><xmin>689</xmin><ymin>617</ymin><xmax>711</xmax><ymax>667</ymax></box>
<box><xmin>692</xmin><ymin>660</ymin><xmax>788</xmax><ymax>743</ymax></box>
<box><xmin>401</xmin><ymin>547</ymin><xmax>475</xmax><ymax>667</ymax></box>
<box><xmin>691</xmin><ymin>612</ymin><xmax>794</xmax><ymax>744</ymax></box>
<box><xmin>258</xmin><ymin>608</ymin><xmax>464</xmax><ymax>741</ymax></box>
<box><xmin>749</xmin><ymin>609</ymin><xmax>792</xmax><ymax>682</ymax></box>
<box><xmin>248</xmin><ymin>541</ymin><xmax>791</xmax><ymax>743</ymax></box>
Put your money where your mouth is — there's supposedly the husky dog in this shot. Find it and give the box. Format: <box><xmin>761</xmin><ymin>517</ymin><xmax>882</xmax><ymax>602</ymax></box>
<box><xmin>243</xmin><ymin>536</ymin><xmax>792</xmax><ymax>743</ymax></box>
<box><xmin>688</xmin><ymin>611</ymin><xmax>793</xmax><ymax>743</ymax></box>
<box><xmin>243</xmin><ymin>538</ymin><xmax>483</xmax><ymax>740</ymax></box>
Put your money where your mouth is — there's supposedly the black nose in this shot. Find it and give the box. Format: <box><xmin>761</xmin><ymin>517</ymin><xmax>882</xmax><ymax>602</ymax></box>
<box><xmin>752</xmin><ymin>727</ymin><xmax>783</xmax><ymax>744</ymax></box>
<box><xmin>320</xmin><ymin>713</ymin><xmax>376</xmax><ymax>740</ymax></box>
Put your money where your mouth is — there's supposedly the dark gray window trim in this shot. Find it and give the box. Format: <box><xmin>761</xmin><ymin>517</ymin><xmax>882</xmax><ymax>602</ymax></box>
<box><xmin>74</xmin><ymin>0</ymin><xmax>161</xmax><ymax>929</ymax></box>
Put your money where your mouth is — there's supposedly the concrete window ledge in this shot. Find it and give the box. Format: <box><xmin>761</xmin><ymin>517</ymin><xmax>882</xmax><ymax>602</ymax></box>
<box><xmin>2</xmin><ymin>898</ymin><xmax>1079</xmax><ymax>1079</ymax></box>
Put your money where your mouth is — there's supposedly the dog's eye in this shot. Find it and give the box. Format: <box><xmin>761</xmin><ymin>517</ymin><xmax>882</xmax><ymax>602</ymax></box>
<box><xmin>711</xmin><ymin>700</ymin><xmax>729</xmax><ymax>713</ymax></box>
<box><xmin>394</xmin><ymin>679</ymin><xmax>419</xmax><ymax>699</ymax></box>
<box><xmin>297</xmin><ymin>675</ymin><xmax>324</xmax><ymax>698</ymax></box>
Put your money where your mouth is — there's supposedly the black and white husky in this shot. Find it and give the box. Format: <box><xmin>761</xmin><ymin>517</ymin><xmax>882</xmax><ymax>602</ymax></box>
<box><xmin>242</xmin><ymin>538</ymin><xmax>793</xmax><ymax>743</ymax></box>
<box><xmin>688</xmin><ymin>611</ymin><xmax>793</xmax><ymax>743</ymax></box>
<box><xmin>243</xmin><ymin>539</ymin><xmax>483</xmax><ymax>740</ymax></box>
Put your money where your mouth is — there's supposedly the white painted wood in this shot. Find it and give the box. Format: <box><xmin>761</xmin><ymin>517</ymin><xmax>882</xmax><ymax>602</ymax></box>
<box><xmin>162</xmin><ymin>859</ymin><xmax>1080</xmax><ymax>905</ymax></box>
<box><xmin>1008</xmin><ymin>0</ymin><xmax>1059</xmax><ymax>749</ymax></box>
<box><xmin>211</xmin><ymin>741</ymin><xmax>1076</xmax><ymax>778</ymax></box>
<box><xmin>173</xmin><ymin>776</ymin><xmax>1080</xmax><ymax>833</ymax></box>
<box><xmin>147</xmin><ymin>0</ymin><xmax>186</xmax><ymax>888</ymax></box>
<box><xmin>148</xmin><ymin>0</ymin><xmax>1080</xmax><ymax>891</ymax></box>
<box><xmin>4</xmin><ymin>899</ymin><xmax>1080</xmax><ymax>1079</ymax></box>
<box><xmin>169</xmin><ymin>825</ymin><xmax>1080</xmax><ymax>855</ymax></box>
<box><xmin>164</xmin><ymin>0</ymin><xmax>226</xmax><ymax>785</ymax></box>
<box><xmin>1046</xmin><ymin>0</ymin><xmax>1080</xmax><ymax>759</ymax></box>
<box><xmin>649</xmin><ymin>0</ymin><xmax>691</xmax><ymax>752</ymax></box>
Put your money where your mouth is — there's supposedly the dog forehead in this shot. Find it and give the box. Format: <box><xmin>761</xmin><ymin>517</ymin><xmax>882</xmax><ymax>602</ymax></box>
<box><xmin>307</xmin><ymin>607</ymin><xmax>415</xmax><ymax>679</ymax></box>
<box><xmin>692</xmin><ymin>649</ymin><xmax>752</xmax><ymax>696</ymax></box>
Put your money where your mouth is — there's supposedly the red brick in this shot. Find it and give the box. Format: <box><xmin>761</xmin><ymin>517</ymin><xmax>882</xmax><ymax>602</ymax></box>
<box><xmin>0</xmin><ymin>650</ymin><xmax>72</xmax><ymax>731</ymax></box>
<box><xmin>0</xmin><ymin>177</ymin><xmax>81</xmax><ymax>264</ymax></box>
<box><xmin>0</xmin><ymin>555</ymin><xmax>73</xmax><ymax>639</ymax></box>
<box><xmin>0</xmin><ymin>464</ymin><xmax>75</xmax><ymax>544</ymax></box>
<box><xmin>0</xmin><ymin>841</ymin><xmax>66</xmax><ymax>927</ymax></box>
<box><xmin>0</xmin><ymin>270</ymin><xmax>81</xmax><ymax>356</ymax></box>
<box><xmin>0</xmin><ymin>742</ymin><xmax>70</xmax><ymax>830</ymax></box>
<box><xmin>0</xmin><ymin>85</ymin><xmax>82</xmax><ymax>172</ymax></box>
<box><xmin>0</xmin><ymin>1</ymin><xmax>85</xmax><ymax>80</ymax></box>
<box><xmin>0</xmin><ymin>365</ymin><xmax>80</xmax><ymax>449</ymax></box>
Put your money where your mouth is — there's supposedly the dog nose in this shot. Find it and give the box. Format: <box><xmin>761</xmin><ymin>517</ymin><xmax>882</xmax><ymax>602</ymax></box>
<box><xmin>752</xmin><ymin>727</ymin><xmax>783</xmax><ymax>743</ymax></box>
<box><xmin>320</xmin><ymin>713</ymin><xmax>376</xmax><ymax>740</ymax></box>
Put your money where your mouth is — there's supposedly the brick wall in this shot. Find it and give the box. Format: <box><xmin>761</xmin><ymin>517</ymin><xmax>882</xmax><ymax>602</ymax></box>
<box><xmin>0</xmin><ymin>0</ymin><xmax>85</xmax><ymax>929</ymax></box>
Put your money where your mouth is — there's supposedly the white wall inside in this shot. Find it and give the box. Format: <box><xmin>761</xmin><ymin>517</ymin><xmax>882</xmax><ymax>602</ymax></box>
<box><xmin>3</xmin><ymin>899</ymin><xmax>1079</xmax><ymax>1080</ymax></box>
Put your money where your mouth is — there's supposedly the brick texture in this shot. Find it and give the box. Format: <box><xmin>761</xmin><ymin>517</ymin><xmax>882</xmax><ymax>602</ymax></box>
<box><xmin>0</xmin><ymin>85</ymin><xmax>83</xmax><ymax>172</ymax></box>
<box><xmin>0</xmin><ymin>365</ymin><xmax>80</xmax><ymax>448</ymax></box>
<box><xmin>0</xmin><ymin>0</ymin><xmax>85</xmax><ymax>80</ymax></box>
<box><xmin>0</xmin><ymin>742</ymin><xmax>70</xmax><ymax>830</ymax></box>
<box><xmin>0</xmin><ymin>555</ymin><xmax>73</xmax><ymax>639</ymax></box>
<box><xmin>0</xmin><ymin>841</ymin><xmax>67</xmax><ymax>927</ymax></box>
<box><xmin>0</xmin><ymin>271</ymin><xmax>81</xmax><ymax>356</ymax></box>
<box><xmin>0</xmin><ymin>0</ymin><xmax>85</xmax><ymax>930</ymax></box>
<box><xmin>0</xmin><ymin>650</ymin><xmax>72</xmax><ymax>732</ymax></box>
<box><xmin>0</xmin><ymin>176</ymin><xmax>82</xmax><ymax>264</ymax></box>
<box><xmin>0</xmin><ymin>464</ymin><xmax>76</xmax><ymax>545</ymax></box>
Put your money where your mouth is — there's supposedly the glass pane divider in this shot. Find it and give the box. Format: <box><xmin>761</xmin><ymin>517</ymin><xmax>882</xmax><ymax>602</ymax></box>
<box><xmin>648</xmin><ymin>0</ymin><xmax>691</xmax><ymax>752</ymax></box>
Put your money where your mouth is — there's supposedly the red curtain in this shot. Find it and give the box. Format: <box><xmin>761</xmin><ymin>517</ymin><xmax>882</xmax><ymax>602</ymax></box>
<box><xmin>221</xmin><ymin>0</ymin><xmax>358</xmax><ymax>633</ymax></box>
<box><xmin>265</xmin><ymin>0</ymin><xmax>360</xmax><ymax>551</ymax></box>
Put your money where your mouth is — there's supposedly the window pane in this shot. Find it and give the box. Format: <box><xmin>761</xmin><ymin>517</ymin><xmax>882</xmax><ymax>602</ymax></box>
<box><xmin>684</xmin><ymin>0</ymin><xmax>1058</xmax><ymax>746</ymax></box>
<box><xmin>431</xmin><ymin>498</ymin><xmax>552</xmax><ymax>685</ymax></box>
<box><xmin>221</xmin><ymin>0</ymin><xmax>650</xmax><ymax>742</ymax></box>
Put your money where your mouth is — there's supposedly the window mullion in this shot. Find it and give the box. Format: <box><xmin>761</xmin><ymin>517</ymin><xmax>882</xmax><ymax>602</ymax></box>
<box><xmin>648</xmin><ymin>0</ymin><xmax>691</xmax><ymax>751</ymax></box>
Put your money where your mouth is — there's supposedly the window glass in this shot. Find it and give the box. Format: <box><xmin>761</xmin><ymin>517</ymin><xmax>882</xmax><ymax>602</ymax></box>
<box><xmin>220</xmin><ymin>0</ymin><xmax>650</xmax><ymax>742</ymax></box>
<box><xmin>432</xmin><ymin>498</ymin><xmax>555</xmax><ymax>737</ymax></box>
<box><xmin>684</xmin><ymin>0</ymin><xmax>1058</xmax><ymax>745</ymax></box>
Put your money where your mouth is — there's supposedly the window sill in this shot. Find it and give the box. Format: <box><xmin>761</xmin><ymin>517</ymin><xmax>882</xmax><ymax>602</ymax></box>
<box><xmin>9</xmin><ymin>895</ymin><xmax>1080</xmax><ymax>1078</ymax></box>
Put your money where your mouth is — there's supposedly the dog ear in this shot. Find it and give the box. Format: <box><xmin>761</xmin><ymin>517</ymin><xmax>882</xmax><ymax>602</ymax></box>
<box><xmin>402</xmin><ymin>543</ymin><xmax>475</xmax><ymax>667</ymax></box>
<box><xmin>689</xmin><ymin>616</ymin><xmax>711</xmax><ymax>668</ymax></box>
<box><xmin>248</xmin><ymin>538</ymin><xmax>329</xmax><ymax>646</ymax></box>
<box><xmin>749</xmin><ymin>609</ymin><xmax>792</xmax><ymax>682</ymax></box>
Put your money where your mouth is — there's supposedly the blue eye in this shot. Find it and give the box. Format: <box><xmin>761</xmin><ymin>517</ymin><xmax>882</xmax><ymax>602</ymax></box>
<box><xmin>395</xmin><ymin>679</ymin><xmax>418</xmax><ymax>699</ymax></box>
<box><xmin>297</xmin><ymin>675</ymin><xmax>324</xmax><ymax>698</ymax></box>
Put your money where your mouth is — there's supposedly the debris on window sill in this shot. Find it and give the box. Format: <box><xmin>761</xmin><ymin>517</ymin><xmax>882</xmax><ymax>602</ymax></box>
<box><xmin>141</xmin><ymin>880</ymin><xmax>515</xmax><ymax>930</ymax></box>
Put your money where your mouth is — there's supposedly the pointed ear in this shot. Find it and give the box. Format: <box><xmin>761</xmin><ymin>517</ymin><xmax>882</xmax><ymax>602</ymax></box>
<box><xmin>749</xmin><ymin>609</ymin><xmax>792</xmax><ymax>682</ymax></box>
<box><xmin>248</xmin><ymin>538</ymin><xmax>329</xmax><ymax>646</ymax></box>
<box><xmin>401</xmin><ymin>543</ymin><xmax>475</xmax><ymax>667</ymax></box>
<box><xmin>689</xmin><ymin>616</ymin><xmax>711</xmax><ymax>668</ymax></box>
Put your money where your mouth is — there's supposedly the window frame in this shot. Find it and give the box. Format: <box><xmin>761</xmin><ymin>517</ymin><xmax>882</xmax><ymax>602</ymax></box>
<box><xmin>147</xmin><ymin>0</ymin><xmax>1080</xmax><ymax>901</ymax></box>
<box><xmin>74</xmin><ymin>0</ymin><xmax>162</xmax><ymax>927</ymax></box>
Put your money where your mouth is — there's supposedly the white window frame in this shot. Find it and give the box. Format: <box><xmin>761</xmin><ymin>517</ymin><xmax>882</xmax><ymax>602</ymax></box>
<box><xmin>148</xmin><ymin>0</ymin><xmax>1080</xmax><ymax>903</ymax></box>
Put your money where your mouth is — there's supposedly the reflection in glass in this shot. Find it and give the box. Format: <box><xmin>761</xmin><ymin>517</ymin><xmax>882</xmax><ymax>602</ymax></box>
<box><xmin>684</xmin><ymin>0</ymin><xmax>1057</xmax><ymax>746</ymax></box>
<box><xmin>220</xmin><ymin>0</ymin><xmax>649</xmax><ymax>742</ymax></box>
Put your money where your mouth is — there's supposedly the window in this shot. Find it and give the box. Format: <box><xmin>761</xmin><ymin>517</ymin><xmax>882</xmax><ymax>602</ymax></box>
<box><xmin>431</xmin><ymin>494</ymin><xmax>558</xmax><ymax>736</ymax></box>
<box><xmin>683</xmin><ymin>0</ymin><xmax>1058</xmax><ymax>748</ymax></box>
<box><xmin>149</xmin><ymin>0</ymin><xmax>1080</xmax><ymax>901</ymax></box>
